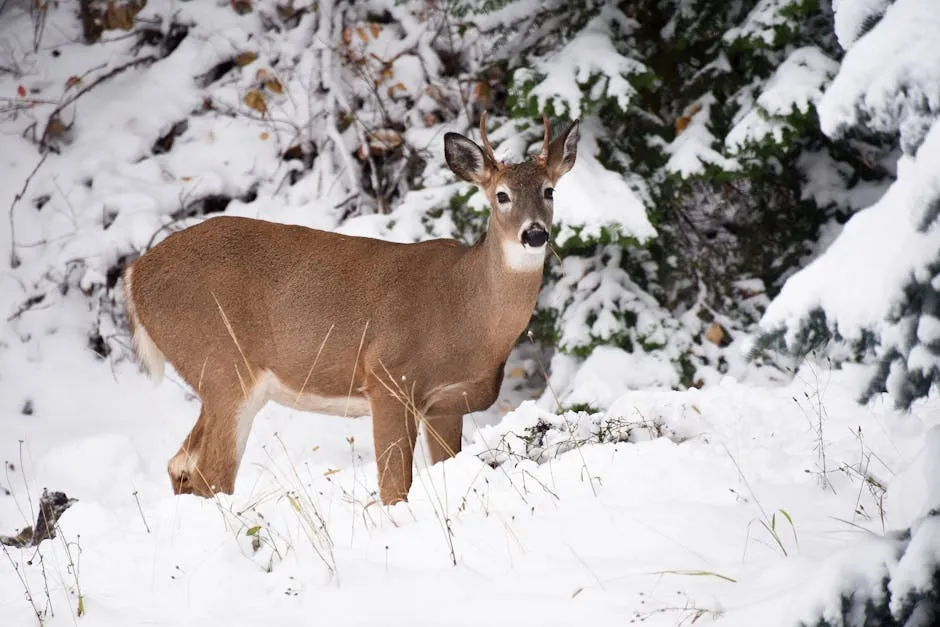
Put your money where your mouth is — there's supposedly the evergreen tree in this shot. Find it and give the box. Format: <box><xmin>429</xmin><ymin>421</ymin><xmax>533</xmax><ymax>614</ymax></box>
<box><xmin>757</xmin><ymin>0</ymin><xmax>940</xmax><ymax>409</ymax></box>
<box><xmin>440</xmin><ymin>0</ymin><xmax>891</xmax><ymax>405</ymax></box>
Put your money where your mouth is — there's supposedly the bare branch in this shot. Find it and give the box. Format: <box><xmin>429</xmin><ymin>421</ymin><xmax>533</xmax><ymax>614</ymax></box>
<box><xmin>7</xmin><ymin>153</ymin><xmax>49</xmax><ymax>268</ymax></box>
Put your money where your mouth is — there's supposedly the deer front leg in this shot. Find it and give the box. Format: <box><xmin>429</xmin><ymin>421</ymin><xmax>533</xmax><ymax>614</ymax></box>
<box><xmin>168</xmin><ymin>403</ymin><xmax>239</xmax><ymax>497</ymax></box>
<box><xmin>369</xmin><ymin>393</ymin><xmax>419</xmax><ymax>505</ymax></box>
<box><xmin>424</xmin><ymin>415</ymin><xmax>464</xmax><ymax>465</ymax></box>
<box><xmin>168</xmin><ymin>369</ymin><xmax>267</xmax><ymax>498</ymax></box>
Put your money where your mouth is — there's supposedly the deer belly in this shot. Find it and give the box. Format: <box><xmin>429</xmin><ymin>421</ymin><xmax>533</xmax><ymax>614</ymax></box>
<box><xmin>268</xmin><ymin>376</ymin><xmax>371</xmax><ymax>417</ymax></box>
<box><xmin>423</xmin><ymin>376</ymin><xmax>501</xmax><ymax>415</ymax></box>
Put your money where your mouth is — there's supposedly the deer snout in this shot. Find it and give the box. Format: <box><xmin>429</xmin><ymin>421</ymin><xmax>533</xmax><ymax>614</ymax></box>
<box><xmin>521</xmin><ymin>223</ymin><xmax>549</xmax><ymax>248</ymax></box>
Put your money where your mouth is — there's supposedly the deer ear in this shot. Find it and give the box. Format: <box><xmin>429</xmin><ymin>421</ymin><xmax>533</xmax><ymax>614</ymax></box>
<box><xmin>547</xmin><ymin>119</ymin><xmax>580</xmax><ymax>180</ymax></box>
<box><xmin>445</xmin><ymin>132</ymin><xmax>493</xmax><ymax>184</ymax></box>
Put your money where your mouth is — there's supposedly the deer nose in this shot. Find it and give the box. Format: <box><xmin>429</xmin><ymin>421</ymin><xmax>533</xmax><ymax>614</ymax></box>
<box><xmin>521</xmin><ymin>224</ymin><xmax>549</xmax><ymax>248</ymax></box>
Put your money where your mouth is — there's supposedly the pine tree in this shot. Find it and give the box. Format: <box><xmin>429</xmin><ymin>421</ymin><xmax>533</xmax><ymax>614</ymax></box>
<box><xmin>440</xmin><ymin>0</ymin><xmax>891</xmax><ymax>405</ymax></box>
<box><xmin>757</xmin><ymin>0</ymin><xmax>940</xmax><ymax>409</ymax></box>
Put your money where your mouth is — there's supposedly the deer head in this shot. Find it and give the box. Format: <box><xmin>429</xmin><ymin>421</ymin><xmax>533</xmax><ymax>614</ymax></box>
<box><xmin>444</xmin><ymin>113</ymin><xmax>580</xmax><ymax>271</ymax></box>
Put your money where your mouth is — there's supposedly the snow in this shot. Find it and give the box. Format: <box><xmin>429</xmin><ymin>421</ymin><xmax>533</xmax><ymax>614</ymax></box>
<box><xmin>819</xmin><ymin>0</ymin><xmax>940</xmax><ymax>154</ymax></box>
<box><xmin>4</xmin><ymin>339</ymin><xmax>940</xmax><ymax>626</ymax></box>
<box><xmin>726</xmin><ymin>47</ymin><xmax>839</xmax><ymax>150</ymax></box>
<box><xmin>831</xmin><ymin>0</ymin><xmax>893</xmax><ymax>48</ymax></box>
<box><xmin>761</xmin><ymin>94</ymin><xmax>940</xmax><ymax>347</ymax></box>
<box><xmin>666</xmin><ymin>94</ymin><xmax>741</xmax><ymax>178</ymax></box>
<box><xmin>724</xmin><ymin>0</ymin><xmax>808</xmax><ymax>46</ymax></box>
<box><xmin>522</xmin><ymin>5</ymin><xmax>645</xmax><ymax>121</ymax></box>
<box><xmin>2</xmin><ymin>1</ymin><xmax>940</xmax><ymax>626</ymax></box>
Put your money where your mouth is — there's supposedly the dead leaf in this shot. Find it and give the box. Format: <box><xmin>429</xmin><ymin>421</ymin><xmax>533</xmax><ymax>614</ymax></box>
<box><xmin>368</xmin><ymin>128</ymin><xmax>402</xmax><ymax>149</ymax></box>
<box><xmin>230</xmin><ymin>0</ymin><xmax>253</xmax><ymax>15</ymax></box>
<box><xmin>45</xmin><ymin>115</ymin><xmax>68</xmax><ymax>138</ymax></box>
<box><xmin>323</xmin><ymin>468</ymin><xmax>340</xmax><ymax>477</ymax></box>
<box><xmin>356</xmin><ymin>26</ymin><xmax>368</xmax><ymax>42</ymax></box>
<box><xmin>675</xmin><ymin>102</ymin><xmax>703</xmax><ymax>136</ymax></box>
<box><xmin>473</xmin><ymin>81</ymin><xmax>490</xmax><ymax>104</ymax></box>
<box><xmin>259</xmin><ymin>132</ymin><xmax>269</xmax><ymax>140</ymax></box>
<box><xmin>104</xmin><ymin>0</ymin><xmax>146</xmax><ymax>32</ymax></box>
<box><xmin>704</xmin><ymin>322</ymin><xmax>726</xmax><ymax>346</ymax></box>
<box><xmin>264</xmin><ymin>78</ymin><xmax>284</xmax><ymax>94</ymax></box>
<box><xmin>369</xmin><ymin>23</ymin><xmax>381</xmax><ymax>38</ymax></box>
<box><xmin>65</xmin><ymin>75</ymin><xmax>82</xmax><ymax>89</ymax></box>
<box><xmin>243</xmin><ymin>89</ymin><xmax>267</xmax><ymax>115</ymax></box>
<box><xmin>181</xmin><ymin>176</ymin><xmax>193</xmax><ymax>182</ymax></box>
<box><xmin>235</xmin><ymin>51</ymin><xmax>258</xmax><ymax>67</ymax></box>
<box><xmin>342</xmin><ymin>27</ymin><xmax>352</xmax><ymax>46</ymax></box>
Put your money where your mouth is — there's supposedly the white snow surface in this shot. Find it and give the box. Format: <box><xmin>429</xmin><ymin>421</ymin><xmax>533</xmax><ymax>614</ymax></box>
<box><xmin>1</xmin><ymin>2</ymin><xmax>940</xmax><ymax>626</ymax></box>
<box><xmin>831</xmin><ymin>0</ymin><xmax>893</xmax><ymax>49</ymax></box>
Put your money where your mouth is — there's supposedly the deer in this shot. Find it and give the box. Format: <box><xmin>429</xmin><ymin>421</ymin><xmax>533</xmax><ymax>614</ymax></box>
<box><xmin>122</xmin><ymin>112</ymin><xmax>580</xmax><ymax>505</ymax></box>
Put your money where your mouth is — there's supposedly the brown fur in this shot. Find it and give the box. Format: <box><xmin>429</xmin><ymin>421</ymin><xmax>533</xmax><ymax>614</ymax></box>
<box><xmin>123</xmin><ymin>116</ymin><xmax>580</xmax><ymax>504</ymax></box>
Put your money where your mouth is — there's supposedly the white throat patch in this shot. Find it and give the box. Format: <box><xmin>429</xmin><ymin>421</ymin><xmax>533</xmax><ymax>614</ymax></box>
<box><xmin>502</xmin><ymin>240</ymin><xmax>547</xmax><ymax>272</ymax></box>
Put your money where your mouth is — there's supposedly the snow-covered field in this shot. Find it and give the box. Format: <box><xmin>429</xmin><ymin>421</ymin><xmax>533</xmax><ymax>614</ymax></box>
<box><xmin>3</xmin><ymin>329</ymin><xmax>938</xmax><ymax>626</ymax></box>
<box><xmin>2</xmin><ymin>1</ymin><xmax>940</xmax><ymax>626</ymax></box>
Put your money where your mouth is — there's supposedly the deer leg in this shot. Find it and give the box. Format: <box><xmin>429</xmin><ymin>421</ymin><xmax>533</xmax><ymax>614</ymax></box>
<box><xmin>369</xmin><ymin>393</ymin><xmax>419</xmax><ymax>505</ymax></box>
<box><xmin>424</xmin><ymin>415</ymin><xmax>464</xmax><ymax>465</ymax></box>
<box><xmin>168</xmin><ymin>369</ymin><xmax>268</xmax><ymax>498</ymax></box>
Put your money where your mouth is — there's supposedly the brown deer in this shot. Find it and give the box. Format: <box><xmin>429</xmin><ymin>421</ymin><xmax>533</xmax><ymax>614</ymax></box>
<box><xmin>122</xmin><ymin>112</ymin><xmax>579</xmax><ymax>505</ymax></box>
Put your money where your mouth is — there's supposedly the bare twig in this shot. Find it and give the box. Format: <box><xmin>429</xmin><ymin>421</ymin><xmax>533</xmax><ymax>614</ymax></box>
<box><xmin>39</xmin><ymin>56</ymin><xmax>157</xmax><ymax>150</ymax></box>
<box><xmin>7</xmin><ymin>153</ymin><xmax>48</xmax><ymax>268</ymax></box>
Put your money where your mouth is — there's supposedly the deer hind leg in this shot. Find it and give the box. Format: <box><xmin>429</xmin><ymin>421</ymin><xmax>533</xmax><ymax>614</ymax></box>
<box><xmin>169</xmin><ymin>369</ymin><xmax>270</xmax><ymax>497</ymax></box>
<box><xmin>369</xmin><ymin>392</ymin><xmax>420</xmax><ymax>505</ymax></box>
<box><xmin>424</xmin><ymin>415</ymin><xmax>464</xmax><ymax>465</ymax></box>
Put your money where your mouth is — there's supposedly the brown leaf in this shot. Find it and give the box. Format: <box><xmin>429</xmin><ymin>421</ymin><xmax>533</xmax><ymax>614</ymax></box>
<box><xmin>342</xmin><ymin>27</ymin><xmax>352</xmax><ymax>46</ymax></box>
<box><xmin>235</xmin><ymin>51</ymin><xmax>258</xmax><ymax>67</ymax></box>
<box><xmin>368</xmin><ymin>128</ymin><xmax>402</xmax><ymax>150</ymax></box>
<box><xmin>675</xmin><ymin>102</ymin><xmax>703</xmax><ymax>136</ymax></box>
<box><xmin>259</xmin><ymin>131</ymin><xmax>269</xmax><ymax>140</ymax></box>
<box><xmin>231</xmin><ymin>0</ymin><xmax>253</xmax><ymax>15</ymax></box>
<box><xmin>104</xmin><ymin>0</ymin><xmax>146</xmax><ymax>32</ymax></box>
<box><xmin>473</xmin><ymin>81</ymin><xmax>490</xmax><ymax>104</ymax></box>
<box><xmin>704</xmin><ymin>322</ymin><xmax>727</xmax><ymax>346</ymax></box>
<box><xmin>264</xmin><ymin>78</ymin><xmax>284</xmax><ymax>94</ymax></box>
<box><xmin>356</xmin><ymin>26</ymin><xmax>368</xmax><ymax>42</ymax></box>
<box><xmin>369</xmin><ymin>23</ymin><xmax>381</xmax><ymax>38</ymax></box>
<box><xmin>65</xmin><ymin>75</ymin><xmax>82</xmax><ymax>89</ymax></box>
<box><xmin>45</xmin><ymin>115</ymin><xmax>68</xmax><ymax>138</ymax></box>
<box><xmin>243</xmin><ymin>89</ymin><xmax>267</xmax><ymax>115</ymax></box>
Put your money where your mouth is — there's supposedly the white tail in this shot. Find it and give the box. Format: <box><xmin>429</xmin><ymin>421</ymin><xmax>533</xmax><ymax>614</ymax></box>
<box><xmin>123</xmin><ymin>113</ymin><xmax>580</xmax><ymax>504</ymax></box>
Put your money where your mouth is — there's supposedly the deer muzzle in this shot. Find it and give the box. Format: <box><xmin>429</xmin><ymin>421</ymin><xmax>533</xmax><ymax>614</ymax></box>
<box><xmin>521</xmin><ymin>223</ymin><xmax>549</xmax><ymax>248</ymax></box>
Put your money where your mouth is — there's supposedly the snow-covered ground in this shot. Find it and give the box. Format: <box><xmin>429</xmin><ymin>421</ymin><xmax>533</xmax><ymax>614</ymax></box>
<box><xmin>2</xmin><ymin>332</ymin><xmax>938</xmax><ymax>626</ymax></box>
<box><xmin>2</xmin><ymin>2</ymin><xmax>940</xmax><ymax>626</ymax></box>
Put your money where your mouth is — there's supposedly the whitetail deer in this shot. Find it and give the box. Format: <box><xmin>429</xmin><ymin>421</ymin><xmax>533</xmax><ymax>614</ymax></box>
<box><xmin>123</xmin><ymin>112</ymin><xmax>579</xmax><ymax>505</ymax></box>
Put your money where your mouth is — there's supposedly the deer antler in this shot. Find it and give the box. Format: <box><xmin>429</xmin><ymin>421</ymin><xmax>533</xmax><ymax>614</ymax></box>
<box><xmin>479</xmin><ymin>110</ymin><xmax>502</xmax><ymax>168</ymax></box>
<box><xmin>542</xmin><ymin>116</ymin><xmax>551</xmax><ymax>158</ymax></box>
<box><xmin>538</xmin><ymin>115</ymin><xmax>551</xmax><ymax>163</ymax></box>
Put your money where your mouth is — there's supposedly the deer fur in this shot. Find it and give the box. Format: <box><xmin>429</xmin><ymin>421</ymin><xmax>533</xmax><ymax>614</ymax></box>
<box><xmin>123</xmin><ymin>113</ymin><xmax>580</xmax><ymax>505</ymax></box>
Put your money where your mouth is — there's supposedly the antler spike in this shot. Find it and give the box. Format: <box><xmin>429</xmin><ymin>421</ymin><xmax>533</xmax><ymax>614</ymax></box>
<box><xmin>479</xmin><ymin>110</ymin><xmax>498</xmax><ymax>166</ymax></box>
<box><xmin>541</xmin><ymin>115</ymin><xmax>551</xmax><ymax>160</ymax></box>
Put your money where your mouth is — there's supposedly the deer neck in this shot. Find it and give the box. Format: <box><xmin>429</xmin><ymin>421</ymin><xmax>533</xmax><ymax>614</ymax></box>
<box><xmin>458</xmin><ymin>230</ymin><xmax>545</xmax><ymax>348</ymax></box>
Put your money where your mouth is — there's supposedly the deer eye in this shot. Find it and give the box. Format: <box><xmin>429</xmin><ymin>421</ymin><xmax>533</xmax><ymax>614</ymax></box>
<box><xmin>544</xmin><ymin>188</ymin><xmax>554</xmax><ymax>200</ymax></box>
<box><xmin>496</xmin><ymin>191</ymin><xmax>510</xmax><ymax>204</ymax></box>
